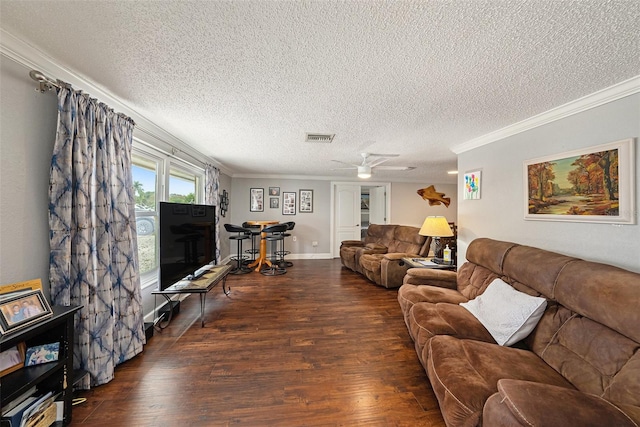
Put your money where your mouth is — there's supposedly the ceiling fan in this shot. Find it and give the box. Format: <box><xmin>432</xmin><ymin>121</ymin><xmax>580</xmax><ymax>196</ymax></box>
<box><xmin>331</xmin><ymin>153</ymin><xmax>415</xmax><ymax>179</ymax></box>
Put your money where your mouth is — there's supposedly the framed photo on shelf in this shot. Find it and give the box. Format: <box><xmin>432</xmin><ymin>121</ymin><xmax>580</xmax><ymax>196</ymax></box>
<box><xmin>24</xmin><ymin>342</ymin><xmax>60</xmax><ymax>366</ymax></box>
<box><xmin>299</xmin><ymin>189</ymin><xmax>313</xmax><ymax>213</ymax></box>
<box><xmin>269</xmin><ymin>187</ymin><xmax>280</xmax><ymax>196</ymax></box>
<box><xmin>0</xmin><ymin>290</ymin><xmax>53</xmax><ymax>335</ymax></box>
<box><xmin>270</xmin><ymin>197</ymin><xmax>279</xmax><ymax>209</ymax></box>
<box><xmin>0</xmin><ymin>342</ymin><xmax>26</xmax><ymax>377</ymax></box>
<box><xmin>250</xmin><ymin>188</ymin><xmax>264</xmax><ymax>212</ymax></box>
<box><xmin>0</xmin><ymin>278</ymin><xmax>43</xmax><ymax>297</ymax></box>
<box><xmin>282</xmin><ymin>192</ymin><xmax>296</xmax><ymax>215</ymax></box>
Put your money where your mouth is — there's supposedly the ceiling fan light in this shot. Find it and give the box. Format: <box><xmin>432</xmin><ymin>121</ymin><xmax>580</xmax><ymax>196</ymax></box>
<box><xmin>357</xmin><ymin>165</ymin><xmax>372</xmax><ymax>179</ymax></box>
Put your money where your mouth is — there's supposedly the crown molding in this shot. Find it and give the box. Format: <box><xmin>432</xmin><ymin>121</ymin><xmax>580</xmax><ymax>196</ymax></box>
<box><xmin>0</xmin><ymin>28</ymin><xmax>233</xmax><ymax>176</ymax></box>
<box><xmin>451</xmin><ymin>75</ymin><xmax>640</xmax><ymax>154</ymax></box>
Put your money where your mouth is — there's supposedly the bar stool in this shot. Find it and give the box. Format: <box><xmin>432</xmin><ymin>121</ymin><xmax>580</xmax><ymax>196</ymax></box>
<box><xmin>260</xmin><ymin>223</ymin><xmax>288</xmax><ymax>276</ymax></box>
<box><xmin>224</xmin><ymin>224</ymin><xmax>252</xmax><ymax>274</ymax></box>
<box><xmin>276</xmin><ymin>221</ymin><xmax>295</xmax><ymax>268</ymax></box>
<box><xmin>242</xmin><ymin>222</ymin><xmax>261</xmax><ymax>265</ymax></box>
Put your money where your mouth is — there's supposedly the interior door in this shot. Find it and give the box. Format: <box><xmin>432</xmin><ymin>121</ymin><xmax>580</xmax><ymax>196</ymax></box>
<box><xmin>369</xmin><ymin>186</ymin><xmax>386</xmax><ymax>225</ymax></box>
<box><xmin>334</xmin><ymin>184</ymin><xmax>361</xmax><ymax>256</ymax></box>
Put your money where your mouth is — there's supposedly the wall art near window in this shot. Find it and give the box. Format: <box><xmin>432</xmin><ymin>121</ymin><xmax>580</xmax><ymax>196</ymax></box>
<box><xmin>250</xmin><ymin>188</ymin><xmax>264</xmax><ymax>212</ymax></box>
<box><xmin>219</xmin><ymin>190</ymin><xmax>229</xmax><ymax>217</ymax></box>
<box><xmin>0</xmin><ymin>289</ymin><xmax>53</xmax><ymax>334</ymax></box>
<box><xmin>282</xmin><ymin>192</ymin><xmax>296</xmax><ymax>215</ymax></box>
<box><xmin>269</xmin><ymin>187</ymin><xmax>280</xmax><ymax>196</ymax></box>
<box><xmin>524</xmin><ymin>138</ymin><xmax>635</xmax><ymax>224</ymax></box>
<box><xmin>299</xmin><ymin>189</ymin><xmax>313</xmax><ymax>213</ymax></box>
<box><xmin>464</xmin><ymin>170</ymin><xmax>481</xmax><ymax>200</ymax></box>
<box><xmin>270</xmin><ymin>197</ymin><xmax>279</xmax><ymax>209</ymax></box>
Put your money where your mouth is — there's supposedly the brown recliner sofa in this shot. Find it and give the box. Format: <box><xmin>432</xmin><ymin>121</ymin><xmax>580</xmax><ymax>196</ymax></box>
<box><xmin>398</xmin><ymin>238</ymin><xmax>640</xmax><ymax>427</ymax></box>
<box><xmin>340</xmin><ymin>223</ymin><xmax>431</xmax><ymax>288</ymax></box>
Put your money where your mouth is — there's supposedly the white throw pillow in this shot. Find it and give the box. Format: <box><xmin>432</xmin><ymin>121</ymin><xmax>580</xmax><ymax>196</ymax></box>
<box><xmin>460</xmin><ymin>278</ymin><xmax>547</xmax><ymax>346</ymax></box>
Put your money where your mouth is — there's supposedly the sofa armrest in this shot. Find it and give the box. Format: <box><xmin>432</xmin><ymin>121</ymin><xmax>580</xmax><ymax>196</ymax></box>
<box><xmin>383</xmin><ymin>252</ymin><xmax>412</xmax><ymax>261</ymax></box>
<box><xmin>403</xmin><ymin>268</ymin><xmax>458</xmax><ymax>289</ymax></box>
<box><xmin>379</xmin><ymin>254</ymin><xmax>414</xmax><ymax>288</ymax></box>
<box><xmin>362</xmin><ymin>243</ymin><xmax>387</xmax><ymax>254</ymax></box>
<box><xmin>483</xmin><ymin>379</ymin><xmax>638</xmax><ymax>427</ymax></box>
<box><xmin>340</xmin><ymin>240</ymin><xmax>364</xmax><ymax>248</ymax></box>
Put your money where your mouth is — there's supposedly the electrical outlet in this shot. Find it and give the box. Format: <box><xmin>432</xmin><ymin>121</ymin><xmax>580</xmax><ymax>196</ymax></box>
<box><xmin>292</xmin><ymin>236</ymin><xmax>297</xmax><ymax>242</ymax></box>
<box><xmin>312</xmin><ymin>241</ymin><xmax>318</xmax><ymax>247</ymax></box>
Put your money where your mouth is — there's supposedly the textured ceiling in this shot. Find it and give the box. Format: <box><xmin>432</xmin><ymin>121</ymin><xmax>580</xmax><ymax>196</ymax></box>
<box><xmin>1</xmin><ymin>1</ymin><xmax>639</xmax><ymax>183</ymax></box>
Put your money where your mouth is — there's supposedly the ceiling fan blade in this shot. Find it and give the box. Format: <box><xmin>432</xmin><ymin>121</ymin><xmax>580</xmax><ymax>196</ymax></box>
<box><xmin>330</xmin><ymin>167</ymin><xmax>357</xmax><ymax>170</ymax></box>
<box><xmin>374</xmin><ymin>166</ymin><xmax>416</xmax><ymax>171</ymax></box>
<box><xmin>331</xmin><ymin>159</ymin><xmax>359</xmax><ymax>167</ymax></box>
<box><xmin>367</xmin><ymin>153</ymin><xmax>400</xmax><ymax>158</ymax></box>
<box><xmin>367</xmin><ymin>157</ymin><xmax>394</xmax><ymax>167</ymax></box>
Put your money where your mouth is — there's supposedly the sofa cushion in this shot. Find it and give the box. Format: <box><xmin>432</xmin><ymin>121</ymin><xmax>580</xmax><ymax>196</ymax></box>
<box><xmin>398</xmin><ymin>282</ymin><xmax>467</xmax><ymax>312</ymax></box>
<box><xmin>408</xmin><ymin>302</ymin><xmax>495</xmax><ymax>362</ymax></box>
<box><xmin>460</xmin><ymin>278</ymin><xmax>547</xmax><ymax>346</ymax></box>
<box><xmin>426</xmin><ymin>336</ymin><xmax>575</xmax><ymax>427</ymax></box>
<box><xmin>483</xmin><ymin>379</ymin><xmax>639</xmax><ymax>427</ymax></box>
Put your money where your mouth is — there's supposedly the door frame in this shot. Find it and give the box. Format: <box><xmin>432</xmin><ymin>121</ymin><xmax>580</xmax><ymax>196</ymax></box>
<box><xmin>330</xmin><ymin>181</ymin><xmax>391</xmax><ymax>258</ymax></box>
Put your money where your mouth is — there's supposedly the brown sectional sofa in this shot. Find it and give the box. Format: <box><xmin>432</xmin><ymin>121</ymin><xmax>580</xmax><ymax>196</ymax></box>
<box><xmin>398</xmin><ymin>237</ymin><xmax>640</xmax><ymax>427</ymax></box>
<box><xmin>340</xmin><ymin>223</ymin><xmax>431</xmax><ymax>288</ymax></box>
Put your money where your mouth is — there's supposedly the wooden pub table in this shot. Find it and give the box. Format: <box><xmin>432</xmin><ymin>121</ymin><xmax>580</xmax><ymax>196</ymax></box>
<box><xmin>245</xmin><ymin>220</ymin><xmax>279</xmax><ymax>271</ymax></box>
<box><xmin>153</xmin><ymin>264</ymin><xmax>232</xmax><ymax>329</ymax></box>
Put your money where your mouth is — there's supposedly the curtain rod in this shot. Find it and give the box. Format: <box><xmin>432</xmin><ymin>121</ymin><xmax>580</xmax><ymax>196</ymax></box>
<box><xmin>29</xmin><ymin>70</ymin><xmax>60</xmax><ymax>93</ymax></box>
<box><xmin>30</xmin><ymin>69</ymin><xmax>215</xmax><ymax>171</ymax></box>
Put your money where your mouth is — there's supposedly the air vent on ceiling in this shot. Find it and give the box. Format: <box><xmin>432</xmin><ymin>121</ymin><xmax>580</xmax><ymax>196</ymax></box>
<box><xmin>305</xmin><ymin>133</ymin><xmax>335</xmax><ymax>143</ymax></box>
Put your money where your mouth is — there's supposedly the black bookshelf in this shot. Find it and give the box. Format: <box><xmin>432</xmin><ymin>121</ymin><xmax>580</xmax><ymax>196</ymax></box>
<box><xmin>1</xmin><ymin>305</ymin><xmax>81</xmax><ymax>426</ymax></box>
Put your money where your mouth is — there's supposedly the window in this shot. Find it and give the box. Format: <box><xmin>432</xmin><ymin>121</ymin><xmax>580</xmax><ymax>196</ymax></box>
<box><xmin>132</xmin><ymin>154</ymin><xmax>160</xmax><ymax>277</ymax></box>
<box><xmin>169</xmin><ymin>166</ymin><xmax>199</xmax><ymax>204</ymax></box>
<box><xmin>131</xmin><ymin>144</ymin><xmax>205</xmax><ymax>285</ymax></box>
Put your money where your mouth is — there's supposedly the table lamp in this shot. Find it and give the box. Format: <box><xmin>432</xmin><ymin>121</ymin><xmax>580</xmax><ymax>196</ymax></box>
<box><xmin>419</xmin><ymin>216</ymin><xmax>454</xmax><ymax>261</ymax></box>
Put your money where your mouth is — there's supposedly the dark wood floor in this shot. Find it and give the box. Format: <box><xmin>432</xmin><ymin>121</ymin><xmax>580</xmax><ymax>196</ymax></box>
<box><xmin>70</xmin><ymin>259</ymin><xmax>445</xmax><ymax>426</ymax></box>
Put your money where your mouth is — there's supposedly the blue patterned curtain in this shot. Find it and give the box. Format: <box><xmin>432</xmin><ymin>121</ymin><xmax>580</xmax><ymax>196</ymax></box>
<box><xmin>48</xmin><ymin>83</ymin><xmax>145</xmax><ymax>388</ymax></box>
<box><xmin>205</xmin><ymin>164</ymin><xmax>221</xmax><ymax>264</ymax></box>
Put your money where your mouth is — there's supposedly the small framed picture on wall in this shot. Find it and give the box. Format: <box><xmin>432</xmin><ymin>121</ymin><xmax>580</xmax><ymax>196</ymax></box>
<box><xmin>250</xmin><ymin>188</ymin><xmax>264</xmax><ymax>212</ymax></box>
<box><xmin>282</xmin><ymin>192</ymin><xmax>296</xmax><ymax>215</ymax></box>
<box><xmin>299</xmin><ymin>189</ymin><xmax>313</xmax><ymax>213</ymax></box>
<box><xmin>270</xmin><ymin>197</ymin><xmax>279</xmax><ymax>209</ymax></box>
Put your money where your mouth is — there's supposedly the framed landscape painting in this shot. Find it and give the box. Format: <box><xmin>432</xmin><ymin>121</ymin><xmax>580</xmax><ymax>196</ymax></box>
<box><xmin>524</xmin><ymin>138</ymin><xmax>635</xmax><ymax>224</ymax></box>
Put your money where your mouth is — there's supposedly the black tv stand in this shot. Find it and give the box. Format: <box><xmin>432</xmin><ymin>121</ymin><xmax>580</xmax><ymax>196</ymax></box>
<box><xmin>158</xmin><ymin>299</ymin><xmax>181</xmax><ymax>318</ymax></box>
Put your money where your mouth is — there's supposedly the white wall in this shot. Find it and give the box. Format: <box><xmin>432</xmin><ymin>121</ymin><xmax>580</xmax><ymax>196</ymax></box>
<box><xmin>0</xmin><ymin>57</ymin><xmax>58</xmax><ymax>296</ymax></box>
<box><xmin>458</xmin><ymin>93</ymin><xmax>640</xmax><ymax>273</ymax></box>
<box><xmin>390</xmin><ymin>182</ymin><xmax>457</xmax><ymax>227</ymax></box>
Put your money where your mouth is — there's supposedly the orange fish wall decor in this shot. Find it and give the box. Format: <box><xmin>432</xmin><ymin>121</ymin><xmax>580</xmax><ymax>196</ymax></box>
<box><xmin>417</xmin><ymin>185</ymin><xmax>450</xmax><ymax>207</ymax></box>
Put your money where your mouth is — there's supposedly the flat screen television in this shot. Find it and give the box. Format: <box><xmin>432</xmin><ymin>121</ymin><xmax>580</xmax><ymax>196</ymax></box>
<box><xmin>159</xmin><ymin>202</ymin><xmax>216</xmax><ymax>291</ymax></box>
